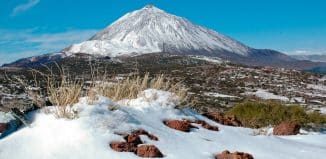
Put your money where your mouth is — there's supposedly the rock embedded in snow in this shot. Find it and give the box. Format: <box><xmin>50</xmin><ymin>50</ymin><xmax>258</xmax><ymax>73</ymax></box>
<box><xmin>110</xmin><ymin>142</ymin><xmax>138</xmax><ymax>152</ymax></box>
<box><xmin>111</xmin><ymin>129</ymin><xmax>162</xmax><ymax>157</ymax></box>
<box><xmin>203</xmin><ymin>112</ymin><xmax>242</xmax><ymax>127</ymax></box>
<box><xmin>124</xmin><ymin>134</ymin><xmax>143</xmax><ymax>145</ymax></box>
<box><xmin>0</xmin><ymin>123</ymin><xmax>7</xmax><ymax>133</ymax></box>
<box><xmin>273</xmin><ymin>121</ymin><xmax>301</xmax><ymax>136</ymax></box>
<box><xmin>189</xmin><ymin>120</ymin><xmax>219</xmax><ymax>131</ymax></box>
<box><xmin>163</xmin><ymin>120</ymin><xmax>197</xmax><ymax>132</ymax></box>
<box><xmin>136</xmin><ymin>145</ymin><xmax>163</xmax><ymax>158</ymax></box>
<box><xmin>130</xmin><ymin>129</ymin><xmax>159</xmax><ymax>141</ymax></box>
<box><xmin>216</xmin><ymin>150</ymin><xmax>254</xmax><ymax>159</ymax></box>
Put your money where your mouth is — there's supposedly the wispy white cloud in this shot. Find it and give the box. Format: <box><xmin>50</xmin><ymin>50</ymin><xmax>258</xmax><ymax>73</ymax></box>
<box><xmin>11</xmin><ymin>0</ymin><xmax>40</xmax><ymax>16</ymax></box>
<box><xmin>284</xmin><ymin>50</ymin><xmax>326</xmax><ymax>55</ymax></box>
<box><xmin>0</xmin><ymin>29</ymin><xmax>98</xmax><ymax>65</ymax></box>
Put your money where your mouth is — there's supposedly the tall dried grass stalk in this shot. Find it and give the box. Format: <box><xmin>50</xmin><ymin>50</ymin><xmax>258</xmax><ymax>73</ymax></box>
<box><xmin>41</xmin><ymin>63</ymin><xmax>82</xmax><ymax>119</ymax></box>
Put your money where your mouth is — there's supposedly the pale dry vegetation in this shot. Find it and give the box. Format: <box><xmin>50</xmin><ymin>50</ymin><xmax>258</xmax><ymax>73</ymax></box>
<box><xmin>88</xmin><ymin>73</ymin><xmax>188</xmax><ymax>103</ymax></box>
<box><xmin>32</xmin><ymin>64</ymin><xmax>188</xmax><ymax>118</ymax></box>
<box><xmin>32</xmin><ymin>65</ymin><xmax>83</xmax><ymax>119</ymax></box>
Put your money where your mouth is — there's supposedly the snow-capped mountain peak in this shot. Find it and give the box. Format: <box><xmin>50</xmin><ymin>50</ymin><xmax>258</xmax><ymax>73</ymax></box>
<box><xmin>64</xmin><ymin>5</ymin><xmax>251</xmax><ymax>57</ymax></box>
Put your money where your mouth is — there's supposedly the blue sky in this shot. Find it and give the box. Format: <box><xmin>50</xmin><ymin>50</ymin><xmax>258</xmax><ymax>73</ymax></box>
<box><xmin>1</xmin><ymin>0</ymin><xmax>326</xmax><ymax>64</ymax></box>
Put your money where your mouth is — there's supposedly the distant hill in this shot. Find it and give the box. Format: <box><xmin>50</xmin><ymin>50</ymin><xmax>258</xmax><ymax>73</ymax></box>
<box><xmin>291</xmin><ymin>54</ymin><xmax>326</xmax><ymax>63</ymax></box>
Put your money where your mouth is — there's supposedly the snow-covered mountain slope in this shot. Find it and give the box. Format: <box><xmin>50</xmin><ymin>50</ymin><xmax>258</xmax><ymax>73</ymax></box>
<box><xmin>1</xmin><ymin>89</ymin><xmax>325</xmax><ymax>159</ymax></box>
<box><xmin>4</xmin><ymin>5</ymin><xmax>326</xmax><ymax>70</ymax></box>
<box><xmin>64</xmin><ymin>5</ymin><xmax>251</xmax><ymax>57</ymax></box>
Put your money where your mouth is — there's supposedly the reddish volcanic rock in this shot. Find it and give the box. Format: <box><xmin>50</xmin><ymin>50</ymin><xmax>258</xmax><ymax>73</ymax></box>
<box><xmin>216</xmin><ymin>150</ymin><xmax>254</xmax><ymax>159</ymax></box>
<box><xmin>124</xmin><ymin>134</ymin><xmax>143</xmax><ymax>145</ymax></box>
<box><xmin>203</xmin><ymin>112</ymin><xmax>242</xmax><ymax>127</ymax></box>
<box><xmin>110</xmin><ymin>142</ymin><xmax>137</xmax><ymax>152</ymax></box>
<box><xmin>0</xmin><ymin>123</ymin><xmax>7</xmax><ymax>133</ymax></box>
<box><xmin>136</xmin><ymin>145</ymin><xmax>163</xmax><ymax>158</ymax></box>
<box><xmin>273</xmin><ymin>121</ymin><xmax>301</xmax><ymax>136</ymax></box>
<box><xmin>132</xmin><ymin>129</ymin><xmax>159</xmax><ymax>141</ymax></box>
<box><xmin>192</xmin><ymin>120</ymin><xmax>219</xmax><ymax>131</ymax></box>
<box><xmin>163</xmin><ymin>120</ymin><xmax>197</xmax><ymax>132</ymax></box>
<box><xmin>110</xmin><ymin>129</ymin><xmax>163</xmax><ymax>157</ymax></box>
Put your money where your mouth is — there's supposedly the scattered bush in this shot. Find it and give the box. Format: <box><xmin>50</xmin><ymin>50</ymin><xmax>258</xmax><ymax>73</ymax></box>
<box><xmin>227</xmin><ymin>100</ymin><xmax>326</xmax><ymax>128</ymax></box>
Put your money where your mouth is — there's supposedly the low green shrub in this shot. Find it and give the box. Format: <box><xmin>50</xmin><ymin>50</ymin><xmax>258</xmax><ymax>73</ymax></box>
<box><xmin>227</xmin><ymin>100</ymin><xmax>326</xmax><ymax>128</ymax></box>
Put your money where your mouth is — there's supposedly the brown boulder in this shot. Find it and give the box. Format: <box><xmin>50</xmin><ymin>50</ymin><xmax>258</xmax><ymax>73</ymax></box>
<box><xmin>110</xmin><ymin>142</ymin><xmax>137</xmax><ymax>152</ymax></box>
<box><xmin>0</xmin><ymin>123</ymin><xmax>7</xmax><ymax>133</ymax></box>
<box><xmin>163</xmin><ymin>120</ymin><xmax>197</xmax><ymax>132</ymax></box>
<box><xmin>203</xmin><ymin>112</ymin><xmax>242</xmax><ymax>127</ymax></box>
<box><xmin>136</xmin><ymin>145</ymin><xmax>163</xmax><ymax>158</ymax></box>
<box><xmin>273</xmin><ymin>121</ymin><xmax>301</xmax><ymax>136</ymax></box>
<box><xmin>216</xmin><ymin>150</ymin><xmax>254</xmax><ymax>159</ymax></box>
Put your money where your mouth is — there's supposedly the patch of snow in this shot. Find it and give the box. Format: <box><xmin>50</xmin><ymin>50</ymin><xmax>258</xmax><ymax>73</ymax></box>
<box><xmin>304</xmin><ymin>92</ymin><xmax>326</xmax><ymax>98</ymax></box>
<box><xmin>204</xmin><ymin>92</ymin><xmax>237</xmax><ymax>98</ymax></box>
<box><xmin>0</xmin><ymin>112</ymin><xmax>15</xmax><ymax>123</ymax></box>
<box><xmin>307</xmin><ymin>84</ymin><xmax>326</xmax><ymax>92</ymax></box>
<box><xmin>319</xmin><ymin>107</ymin><xmax>326</xmax><ymax>114</ymax></box>
<box><xmin>290</xmin><ymin>97</ymin><xmax>305</xmax><ymax>103</ymax></box>
<box><xmin>244</xmin><ymin>89</ymin><xmax>289</xmax><ymax>102</ymax></box>
<box><xmin>118</xmin><ymin>89</ymin><xmax>180</xmax><ymax>109</ymax></box>
<box><xmin>319</xmin><ymin>76</ymin><xmax>326</xmax><ymax>82</ymax></box>
<box><xmin>0</xmin><ymin>89</ymin><xmax>325</xmax><ymax>159</ymax></box>
<box><xmin>190</xmin><ymin>56</ymin><xmax>223</xmax><ymax>64</ymax></box>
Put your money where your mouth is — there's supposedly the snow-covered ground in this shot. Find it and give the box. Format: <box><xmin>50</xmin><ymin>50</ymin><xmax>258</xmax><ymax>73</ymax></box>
<box><xmin>0</xmin><ymin>112</ymin><xmax>15</xmax><ymax>123</ymax></box>
<box><xmin>320</xmin><ymin>107</ymin><xmax>326</xmax><ymax>115</ymax></box>
<box><xmin>204</xmin><ymin>92</ymin><xmax>237</xmax><ymax>98</ymax></box>
<box><xmin>190</xmin><ymin>56</ymin><xmax>223</xmax><ymax>64</ymax></box>
<box><xmin>307</xmin><ymin>84</ymin><xmax>326</xmax><ymax>92</ymax></box>
<box><xmin>243</xmin><ymin>89</ymin><xmax>290</xmax><ymax>102</ymax></box>
<box><xmin>0</xmin><ymin>89</ymin><xmax>325</xmax><ymax>159</ymax></box>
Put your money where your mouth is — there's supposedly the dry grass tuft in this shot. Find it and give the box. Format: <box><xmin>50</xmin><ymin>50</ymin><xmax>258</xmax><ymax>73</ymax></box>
<box><xmin>47</xmin><ymin>79</ymin><xmax>82</xmax><ymax>119</ymax></box>
<box><xmin>32</xmin><ymin>63</ymin><xmax>188</xmax><ymax>118</ymax></box>
<box><xmin>90</xmin><ymin>73</ymin><xmax>188</xmax><ymax>103</ymax></box>
<box><xmin>35</xmin><ymin>64</ymin><xmax>83</xmax><ymax>119</ymax></box>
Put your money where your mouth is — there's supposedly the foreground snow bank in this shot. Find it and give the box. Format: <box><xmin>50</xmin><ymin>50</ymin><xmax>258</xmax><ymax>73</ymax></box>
<box><xmin>0</xmin><ymin>89</ymin><xmax>325</xmax><ymax>159</ymax></box>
